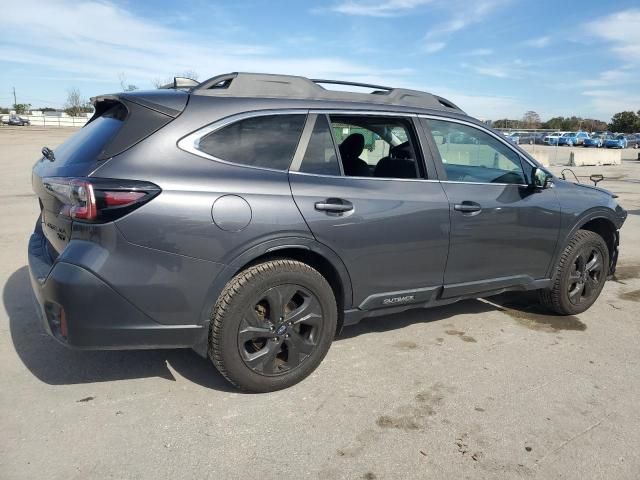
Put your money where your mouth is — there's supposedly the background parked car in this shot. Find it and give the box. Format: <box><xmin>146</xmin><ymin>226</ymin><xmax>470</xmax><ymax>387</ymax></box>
<box><xmin>583</xmin><ymin>134</ymin><xmax>606</xmax><ymax>148</ymax></box>
<box><xmin>550</xmin><ymin>132</ymin><xmax>573</xmax><ymax>146</ymax></box>
<box><xmin>510</xmin><ymin>131</ymin><xmax>542</xmax><ymax>145</ymax></box>
<box><xmin>506</xmin><ymin>132</ymin><xmax>520</xmax><ymax>144</ymax></box>
<box><xmin>605</xmin><ymin>134</ymin><xmax>628</xmax><ymax>149</ymax></box>
<box><xmin>544</xmin><ymin>132</ymin><xmax>567</xmax><ymax>144</ymax></box>
<box><xmin>556</xmin><ymin>131</ymin><xmax>589</xmax><ymax>146</ymax></box>
<box><xmin>625</xmin><ymin>134</ymin><xmax>640</xmax><ymax>149</ymax></box>
<box><xmin>533</xmin><ymin>132</ymin><xmax>547</xmax><ymax>144</ymax></box>
<box><xmin>1</xmin><ymin>114</ymin><xmax>31</xmax><ymax>126</ymax></box>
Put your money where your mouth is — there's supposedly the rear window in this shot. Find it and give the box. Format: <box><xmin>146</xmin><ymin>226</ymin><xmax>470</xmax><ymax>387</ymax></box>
<box><xmin>197</xmin><ymin>114</ymin><xmax>305</xmax><ymax>170</ymax></box>
<box><xmin>53</xmin><ymin>104</ymin><xmax>126</xmax><ymax>165</ymax></box>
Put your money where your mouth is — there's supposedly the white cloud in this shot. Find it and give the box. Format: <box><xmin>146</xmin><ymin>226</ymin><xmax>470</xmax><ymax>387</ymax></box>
<box><xmin>472</xmin><ymin>66</ymin><xmax>511</xmax><ymax>78</ymax></box>
<box><xmin>1</xmin><ymin>0</ymin><xmax>404</xmax><ymax>90</ymax></box>
<box><xmin>423</xmin><ymin>42</ymin><xmax>446</xmax><ymax>53</ymax></box>
<box><xmin>586</xmin><ymin>9</ymin><xmax>640</xmax><ymax>61</ymax></box>
<box><xmin>581</xmin><ymin>89</ymin><xmax>640</xmax><ymax>119</ymax></box>
<box><xmin>435</xmin><ymin>89</ymin><xmax>525</xmax><ymax>119</ymax></box>
<box><xmin>580</xmin><ymin>69</ymin><xmax>634</xmax><ymax>87</ymax></box>
<box><xmin>422</xmin><ymin>0</ymin><xmax>509</xmax><ymax>53</ymax></box>
<box><xmin>466</xmin><ymin>48</ymin><xmax>494</xmax><ymax>56</ymax></box>
<box><xmin>461</xmin><ymin>59</ymin><xmax>531</xmax><ymax>79</ymax></box>
<box><xmin>329</xmin><ymin>0</ymin><xmax>434</xmax><ymax>17</ymax></box>
<box><xmin>523</xmin><ymin>36</ymin><xmax>551</xmax><ymax>48</ymax></box>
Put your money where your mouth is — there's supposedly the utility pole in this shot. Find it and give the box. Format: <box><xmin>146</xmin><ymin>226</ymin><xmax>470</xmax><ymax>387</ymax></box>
<box><xmin>12</xmin><ymin>87</ymin><xmax>17</xmax><ymax>107</ymax></box>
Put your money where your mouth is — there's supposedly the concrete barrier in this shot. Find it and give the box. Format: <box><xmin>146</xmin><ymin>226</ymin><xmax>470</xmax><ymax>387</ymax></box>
<box><xmin>520</xmin><ymin>146</ymin><xmax>550</xmax><ymax>167</ymax></box>
<box><xmin>568</xmin><ymin>149</ymin><xmax>622</xmax><ymax>167</ymax></box>
<box><xmin>433</xmin><ymin>143</ymin><xmax>526</xmax><ymax>171</ymax></box>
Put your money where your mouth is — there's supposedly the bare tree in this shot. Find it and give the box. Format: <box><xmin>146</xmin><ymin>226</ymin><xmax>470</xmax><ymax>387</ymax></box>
<box><xmin>521</xmin><ymin>111</ymin><xmax>541</xmax><ymax>129</ymax></box>
<box><xmin>179</xmin><ymin>70</ymin><xmax>199</xmax><ymax>81</ymax></box>
<box><xmin>118</xmin><ymin>73</ymin><xmax>138</xmax><ymax>92</ymax></box>
<box><xmin>65</xmin><ymin>88</ymin><xmax>91</xmax><ymax>116</ymax></box>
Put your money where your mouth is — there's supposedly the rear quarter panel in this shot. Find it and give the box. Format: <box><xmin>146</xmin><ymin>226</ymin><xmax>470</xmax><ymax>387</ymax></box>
<box><xmin>92</xmin><ymin>96</ymin><xmax>314</xmax><ymax>265</ymax></box>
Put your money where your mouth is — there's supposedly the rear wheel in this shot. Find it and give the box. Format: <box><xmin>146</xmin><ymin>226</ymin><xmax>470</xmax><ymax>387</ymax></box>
<box><xmin>540</xmin><ymin>230</ymin><xmax>609</xmax><ymax>315</ymax></box>
<box><xmin>209</xmin><ymin>260</ymin><xmax>337</xmax><ymax>392</ymax></box>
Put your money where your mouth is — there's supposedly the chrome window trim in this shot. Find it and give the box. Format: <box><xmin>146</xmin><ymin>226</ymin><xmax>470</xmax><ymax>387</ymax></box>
<box><xmin>177</xmin><ymin>109</ymin><xmax>308</xmax><ymax>173</ymax></box>
<box><xmin>176</xmin><ymin>107</ymin><xmax>538</xmax><ymax>184</ymax></box>
<box><xmin>440</xmin><ymin>180</ymin><xmax>528</xmax><ymax>187</ymax></box>
<box><xmin>289</xmin><ymin>170</ymin><xmax>439</xmax><ymax>183</ymax></box>
<box><xmin>290</xmin><ymin>171</ymin><xmax>526</xmax><ymax>186</ymax></box>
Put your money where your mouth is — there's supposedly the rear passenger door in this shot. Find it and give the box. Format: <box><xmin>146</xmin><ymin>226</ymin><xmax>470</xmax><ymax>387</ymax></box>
<box><xmin>421</xmin><ymin>117</ymin><xmax>561</xmax><ymax>296</ymax></box>
<box><xmin>288</xmin><ymin>112</ymin><xmax>450</xmax><ymax>310</ymax></box>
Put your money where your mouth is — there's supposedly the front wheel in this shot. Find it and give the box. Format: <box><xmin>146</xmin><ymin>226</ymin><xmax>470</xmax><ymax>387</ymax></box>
<box><xmin>209</xmin><ymin>259</ymin><xmax>337</xmax><ymax>392</ymax></box>
<box><xmin>540</xmin><ymin>230</ymin><xmax>609</xmax><ymax>315</ymax></box>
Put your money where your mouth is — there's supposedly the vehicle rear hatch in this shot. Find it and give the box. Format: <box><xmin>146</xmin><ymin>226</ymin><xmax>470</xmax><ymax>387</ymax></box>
<box><xmin>32</xmin><ymin>90</ymin><xmax>188</xmax><ymax>255</ymax></box>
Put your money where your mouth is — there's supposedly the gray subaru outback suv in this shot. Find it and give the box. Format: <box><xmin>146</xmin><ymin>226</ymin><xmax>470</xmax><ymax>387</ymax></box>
<box><xmin>29</xmin><ymin>73</ymin><xmax>627</xmax><ymax>392</ymax></box>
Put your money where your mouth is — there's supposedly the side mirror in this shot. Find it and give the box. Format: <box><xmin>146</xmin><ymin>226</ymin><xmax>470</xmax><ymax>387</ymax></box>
<box><xmin>531</xmin><ymin>167</ymin><xmax>552</xmax><ymax>189</ymax></box>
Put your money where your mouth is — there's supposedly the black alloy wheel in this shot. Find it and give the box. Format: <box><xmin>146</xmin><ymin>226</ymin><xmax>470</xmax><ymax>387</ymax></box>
<box><xmin>567</xmin><ymin>247</ymin><xmax>603</xmax><ymax>306</ymax></box>
<box><xmin>238</xmin><ymin>284</ymin><xmax>323</xmax><ymax>375</ymax></box>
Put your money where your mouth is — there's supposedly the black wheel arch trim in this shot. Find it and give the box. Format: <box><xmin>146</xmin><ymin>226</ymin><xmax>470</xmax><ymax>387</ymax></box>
<box><xmin>192</xmin><ymin>236</ymin><xmax>353</xmax><ymax>357</ymax></box>
<box><xmin>546</xmin><ymin>207</ymin><xmax>622</xmax><ymax>280</ymax></box>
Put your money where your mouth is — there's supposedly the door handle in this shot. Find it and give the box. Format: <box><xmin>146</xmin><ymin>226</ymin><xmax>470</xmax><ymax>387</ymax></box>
<box><xmin>454</xmin><ymin>201</ymin><xmax>482</xmax><ymax>213</ymax></box>
<box><xmin>314</xmin><ymin>198</ymin><xmax>353</xmax><ymax>213</ymax></box>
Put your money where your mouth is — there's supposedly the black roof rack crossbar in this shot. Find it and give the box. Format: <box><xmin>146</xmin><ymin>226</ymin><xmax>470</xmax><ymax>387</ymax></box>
<box><xmin>311</xmin><ymin>79</ymin><xmax>392</xmax><ymax>91</ymax></box>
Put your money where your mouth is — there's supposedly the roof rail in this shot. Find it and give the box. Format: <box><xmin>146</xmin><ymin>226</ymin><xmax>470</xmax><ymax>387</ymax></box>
<box><xmin>192</xmin><ymin>72</ymin><xmax>465</xmax><ymax>113</ymax></box>
<box><xmin>311</xmin><ymin>79</ymin><xmax>392</xmax><ymax>91</ymax></box>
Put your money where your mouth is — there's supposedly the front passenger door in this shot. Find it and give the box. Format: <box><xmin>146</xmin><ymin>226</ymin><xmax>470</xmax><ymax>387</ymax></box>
<box><xmin>422</xmin><ymin>117</ymin><xmax>561</xmax><ymax>296</ymax></box>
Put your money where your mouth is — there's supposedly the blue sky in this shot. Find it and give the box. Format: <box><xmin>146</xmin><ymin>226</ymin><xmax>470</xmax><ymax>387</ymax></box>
<box><xmin>2</xmin><ymin>0</ymin><xmax>639</xmax><ymax>121</ymax></box>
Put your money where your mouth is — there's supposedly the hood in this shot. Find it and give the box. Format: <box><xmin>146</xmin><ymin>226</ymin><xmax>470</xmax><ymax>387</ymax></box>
<box><xmin>573</xmin><ymin>182</ymin><xmax>616</xmax><ymax>198</ymax></box>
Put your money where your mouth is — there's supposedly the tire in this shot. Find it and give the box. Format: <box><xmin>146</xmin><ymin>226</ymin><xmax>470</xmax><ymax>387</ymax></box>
<box><xmin>209</xmin><ymin>259</ymin><xmax>337</xmax><ymax>392</ymax></box>
<box><xmin>540</xmin><ymin>230</ymin><xmax>609</xmax><ymax>315</ymax></box>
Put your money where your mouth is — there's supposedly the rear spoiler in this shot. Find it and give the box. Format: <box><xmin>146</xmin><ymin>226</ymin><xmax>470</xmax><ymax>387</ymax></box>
<box><xmin>90</xmin><ymin>89</ymin><xmax>189</xmax><ymax>119</ymax></box>
<box><xmin>158</xmin><ymin>77</ymin><xmax>200</xmax><ymax>90</ymax></box>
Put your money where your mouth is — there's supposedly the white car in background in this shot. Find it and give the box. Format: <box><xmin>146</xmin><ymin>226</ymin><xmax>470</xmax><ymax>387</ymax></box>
<box><xmin>543</xmin><ymin>131</ymin><xmax>567</xmax><ymax>144</ymax></box>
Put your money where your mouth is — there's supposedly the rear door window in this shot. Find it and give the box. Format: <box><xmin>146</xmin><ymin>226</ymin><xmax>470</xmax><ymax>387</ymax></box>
<box><xmin>298</xmin><ymin>115</ymin><xmax>341</xmax><ymax>176</ymax></box>
<box><xmin>295</xmin><ymin>114</ymin><xmax>424</xmax><ymax>179</ymax></box>
<box><xmin>198</xmin><ymin>114</ymin><xmax>305</xmax><ymax>170</ymax></box>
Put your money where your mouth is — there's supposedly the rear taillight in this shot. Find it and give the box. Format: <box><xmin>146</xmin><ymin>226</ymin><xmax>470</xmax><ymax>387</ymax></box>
<box><xmin>43</xmin><ymin>177</ymin><xmax>160</xmax><ymax>223</ymax></box>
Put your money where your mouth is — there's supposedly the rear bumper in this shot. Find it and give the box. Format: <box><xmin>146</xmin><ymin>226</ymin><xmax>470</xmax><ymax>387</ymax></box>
<box><xmin>28</xmin><ymin>225</ymin><xmax>204</xmax><ymax>350</ymax></box>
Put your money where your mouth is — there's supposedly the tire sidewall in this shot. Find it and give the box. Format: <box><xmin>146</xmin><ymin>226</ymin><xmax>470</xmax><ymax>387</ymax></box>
<box><xmin>211</xmin><ymin>262</ymin><xmax>337</xmax><ymax>392</ymax></box>
<box><xmin>556</xmin><ymin>233</ymin><xmax>609</xmax><ymax>315</ymax></box>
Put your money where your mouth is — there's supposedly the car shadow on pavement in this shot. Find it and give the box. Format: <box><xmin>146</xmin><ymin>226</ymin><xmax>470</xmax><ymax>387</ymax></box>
<box><xmin>6</xmin><ymin>265</ymin><xmax>551</xmax><ymax>389</ymax></box>
<box><xmin>4</xmin><ymin>266</ymin><xmax>235</xmax><ymax>392</ymax></box>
